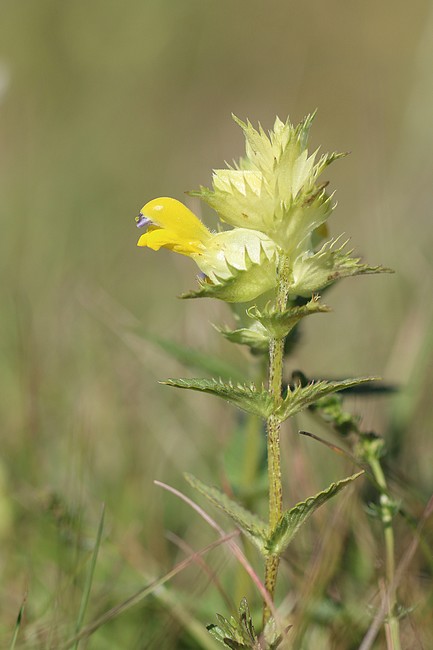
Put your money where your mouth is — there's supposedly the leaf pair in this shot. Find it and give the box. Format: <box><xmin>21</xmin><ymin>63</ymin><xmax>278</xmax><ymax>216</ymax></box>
<box><xmin>208</xmin><ymin>597</ymin><xmax>284</xmax><ymax>649</ymax></box>
<box><xmin>207</xmin><ymin>598</ymin><xmax>262</xmax><ymax>649</ymax></box>
<box><xmin>162</xmin><ymin>376</ymin><xmax>377</xmax><ymax>422</ymax></box>
<box><xmin>185</xmin><ymin>472</ymin><xmax>363</xmax><ymax>558</ymax></box>
<box><xmin>215</xmin><ymin>297</ymin><xmax>330</xmax><ymax>352</ymax></box>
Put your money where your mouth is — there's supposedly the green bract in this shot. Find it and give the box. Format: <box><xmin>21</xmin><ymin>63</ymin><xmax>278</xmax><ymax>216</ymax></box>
<box><xmin>192</xmin><ymin>114</ymin><xmax>344</xmax><ymax>253</ymax></box>
<box><xmin>289</xmin><ymin>239</ymin><xmax>390</xmax><ymax>296</ymax></box>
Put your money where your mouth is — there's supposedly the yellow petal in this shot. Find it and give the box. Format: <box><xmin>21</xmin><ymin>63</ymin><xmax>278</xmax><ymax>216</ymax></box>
<box><xmin>137</xmin><ymin>227</ymin><xmax>205</xmax><ymax>255</ymax></box>
<box><xmin>139</xmin><ymin>197</ymin><xmax>211</xmax><ymax>243</ymax></box>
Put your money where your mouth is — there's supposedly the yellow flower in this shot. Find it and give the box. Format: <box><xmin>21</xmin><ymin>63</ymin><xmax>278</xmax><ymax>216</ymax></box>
<box><xmin>136</xmin><ymin>197</ymin><xmax>278</xmax><ymax>302</ymax></box>
<box><xmin>136</xmin><ymin>197</ymin><xmax>211</xmax><ymax>255</ymax></box>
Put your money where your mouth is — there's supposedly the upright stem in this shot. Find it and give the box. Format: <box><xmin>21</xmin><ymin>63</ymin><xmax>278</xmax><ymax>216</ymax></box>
<box><xmin>263</xmin><ymin>259</ymin><xmax>290</xmax><ymax>625</ymax></box>
<box><xmin>267</xmin><ymin>342</ymin><xmax>284</xmax><ymax>530</ymax></box>
<box><xmin>369</xmin><ymin>456</ymin><xmax>401</xmax><ymax>650</ymax></box>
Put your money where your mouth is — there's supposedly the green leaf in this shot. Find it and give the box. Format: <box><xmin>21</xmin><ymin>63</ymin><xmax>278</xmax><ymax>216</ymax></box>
<box><xmin>215</xmin><ymin>323</ymin><xmax>269</xmax><ymax>352</ymax></box>
<box><xmin>207</xmin><ymin>598</ymin><xmax>261</xmax><ymax>649</ymax></box>
<box><xmin>290</xmin><ymin>238</ymin><xmax>393</xmax><ymax>297</ymax></box>
<box><xmin>248</xmin><ymin>296</ymin><xmax>330</xmax><ymax>340</ymax></box>
<box><xmin>207</xmin><ymin>625</ymin><xmax>244</xmax><ymax>650</ymax></box>
<box><xmin>9</xmin><ymin>599</ymin><xmax>26</xmax><ymax>650</ymax></box>
<box><xmin>266</xmin><ymin>471</ymin><xmax>364</xmax><ymax>555</ymax></box>
<box><xmin>180</xmin><ymin>253</ymin><xmax>277</xmax><ymax>304</ymax></box>
<box><xmin>162</xmin><ymin>378</ymin><xmax>275</xmax><ymax>418</ymax></box>
<box><xmin>276</xmin><ymin>377</ymin><xmax>377</xmax><ymax>423</ymax></box>
<box><xmin>185</xmin><ymin>474</ymin><xmax>268</xmax><ymax>555</ymax></box>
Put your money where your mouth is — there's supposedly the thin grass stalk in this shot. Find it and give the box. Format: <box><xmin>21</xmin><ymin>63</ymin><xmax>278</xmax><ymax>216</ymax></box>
<box><xmin>368</xmin><ymin>457</ymin><xmax>402</xmax><ymax>650</ymax></box>
<box><xmin>9</xmin><ymin>599</ymin><xmax>26</xmax><ymax>650</ymax></box>
<box><xmin>61</xmin><ymin>533</ymin><xmax>239</xmax><ymax>650</ymax></box>
<box><xmin>72</xmin><ymin>503</ymin><xmax>105</xmax><ymax>650</ymax></box>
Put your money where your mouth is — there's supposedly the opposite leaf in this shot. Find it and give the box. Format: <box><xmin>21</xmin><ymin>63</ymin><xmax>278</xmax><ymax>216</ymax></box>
<box><xmin>248</xmin><ymin>296</ymin><xmax>330</xmax><ymax>340</ymax></box>
<box><xmin>162</xmin><ymin>378</ymin><xmax>275</xmax><ymax>418</ymax></box>
<box><xmin>208</xmin><ymin>598</ymin><xmax>262</xmax><ymax>649</ymax></box>
<box><xmin>215</xmin><ymin>322</ymin><xmax>270</xmax><ymax>352</ymax></box>
<box><xmin>290</xmin><ymin>238</ymin><xmax>393</xmax><ymax>297</ymax></box>
<box><xmin>276</xmin><ymin>377</ymin><xmax>377</xmax><ymax>423</ymax></box>
<box><xmin>266</xmin><ymin>471</ymin><xmax>364</xmax><ymax>555</ymax></box>
<box><xmin>208</xmin><ymin>597</ymin><xmax>285</xmax><ymax>650</ymax></box>
<box><xmin>185</xmin><ymin>473</ymin><xmax>269</xmax><ymax>555</ymax></box>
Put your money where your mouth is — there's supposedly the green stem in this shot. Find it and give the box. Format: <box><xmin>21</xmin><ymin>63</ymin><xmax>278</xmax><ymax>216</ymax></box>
<box><xmin>263</xmin><ymin>258</ymin><xmax>290</xmax><ymax>626</ymax></box>
<box><xmin>234</xmin><ymin>412</ymin><xmax>264</xmax><ymax>606</ymax></box>
<box><xmin>369</xmin><ymin>457</ymin><xmax>401</xmax><ymax>650</ymax></box>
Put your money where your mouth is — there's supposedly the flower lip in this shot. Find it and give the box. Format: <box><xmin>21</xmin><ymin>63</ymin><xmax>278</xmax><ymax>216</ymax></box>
<box><xmin>136</xmin><ymin>213</ymin><xmax>152</xmax><ymax>229</ymax></box>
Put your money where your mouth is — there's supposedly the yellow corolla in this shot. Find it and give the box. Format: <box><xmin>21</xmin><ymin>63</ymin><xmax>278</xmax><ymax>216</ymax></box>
<box><xmin>136</xmin><ymin>197</ymin><xmax>278</xmax><ymax>302</ymax></box>
<box><xmin>136</xmin><ymin>197</ymin><xmax>211</xmax><ymax>255</ymax></box>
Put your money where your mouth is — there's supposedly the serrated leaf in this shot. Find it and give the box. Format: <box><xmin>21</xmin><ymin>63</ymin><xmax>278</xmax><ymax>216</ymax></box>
<box><xmin>207</xmin><ymin>614</ymin><xmax>240</xmax><ymax>647</ymax></box>
<box><xmin>207</xmin><ymin>599</ymin><xmax>261</xmax><ymax>649</ymax></box>
<box><xmin>162</xmin><ymin>378</ymin><xmax>275</xmax><ymax>418</ymax></box>
<box><xmin>185</xmin><ymin>474</ymin><xmax>269</xmax><ymax>555</ymax></box>
<box><xmin>290</xmin><ymin>238</ymin><xmax>393</xmax><ymax>297</ymax></box>
<box><xmin>248</xmin><ymin>296</ymin><xmax>330</xmax><ymax>340</ymax></box>
<box><xmin>180</xmin><ymin>251</ymin><xmax>277</xmax><ymax>304</ymax></box>
<box><xmin>207</xmin><ymin>626</ymin><xmax>245</xmax><ymax>650</ymax></box>
<box><xmin>237</xmin><ymin>598</ymin><xmax>257</xmax><ymax>643</ymax></box>
<box><xmin>276</xmin><ymin>377</ymin><xmax>377</xmax><ymax>423</ymax></box>
<box><xmin>266</xmin><ymin>471</ymin><xmax>364</xmax><ymax>555</ymax></box>
<box><xmin>215</xmin><ymin>323</ymin><xmax>269</xmax><ymax>351</ymax></box>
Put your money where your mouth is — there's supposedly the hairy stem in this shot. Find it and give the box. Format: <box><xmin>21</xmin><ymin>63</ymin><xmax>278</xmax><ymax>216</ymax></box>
<box><xmin>234</xmin><ymin>412</ymin><xmax>264</xmax><ymax>607</ymax></box>
<box><xmin>263</xmin><ymin>259</ymin><xmax>290</xmax><ymax>626</ymax></box>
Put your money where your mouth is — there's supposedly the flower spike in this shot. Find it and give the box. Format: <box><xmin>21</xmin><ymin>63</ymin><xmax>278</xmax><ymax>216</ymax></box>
<box><xmin>191</xmin><ymin>114</ymin><xmax>343</xmax><ymax>253</ymax></box>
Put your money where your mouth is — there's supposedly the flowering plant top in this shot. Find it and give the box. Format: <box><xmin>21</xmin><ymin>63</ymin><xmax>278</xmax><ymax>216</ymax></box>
<box><xmin>136</xmin><ymin>115</ymin><xmax>384</xmax><ymax>302</ymax></box>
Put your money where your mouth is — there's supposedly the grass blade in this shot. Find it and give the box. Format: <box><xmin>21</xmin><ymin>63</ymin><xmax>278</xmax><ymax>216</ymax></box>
<box><xmin>9</xmin><ymin>595</ymin><xmax>26</xmax><ymax>650</ymax></box>
<box><xmin>72</xmin><ymin>503</ymin><xmax>105</xmax><ymax>650</ymax></box>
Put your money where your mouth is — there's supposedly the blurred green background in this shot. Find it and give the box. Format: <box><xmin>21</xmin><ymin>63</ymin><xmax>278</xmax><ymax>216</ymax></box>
<box><xmin>1</xmin><ymin>1</ymin><xmax>433</xmax><ymax>648</ymax></box>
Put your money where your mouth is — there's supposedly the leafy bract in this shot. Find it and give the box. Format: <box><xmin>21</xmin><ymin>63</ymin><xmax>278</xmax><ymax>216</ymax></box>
<box><xmin>180</xmin><ymin>254</ymin><xmax>277</xmax><ymax>303</ymax></box>
<box><xmin>191</xmin><ymin>114</ymin><xmax>344</xmax><ymax>255</ymax></box>
<box><xmin>215</xmin><ymin>323</ymin><xmax>269</xmax><ymax>352</ymax></box>
<box><xmin>248</xmin><ymin>296</ymin><xmax>330</xmax><ymax>340</ymax></box>
<box><xmin>290</xmin><ymin>239</ymin><xmax>393</xmax><ymax>296</ymax></box>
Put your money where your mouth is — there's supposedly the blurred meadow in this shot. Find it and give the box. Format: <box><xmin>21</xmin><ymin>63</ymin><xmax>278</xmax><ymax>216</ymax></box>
<box><xmin>1</xmin><ymin>0</ymin><xmax>433</xmax><ymax>648</ymax></box>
